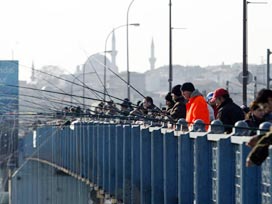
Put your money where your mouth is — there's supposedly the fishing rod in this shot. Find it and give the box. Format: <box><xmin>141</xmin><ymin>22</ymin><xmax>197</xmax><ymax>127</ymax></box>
<box><xmin>18</xmin><ymin>84</ymin><xmax>142</xmax><ymax>112</ymax></box>
<box><xmin>32</xmin><ymin>82</ymin><xmax>68</xmax><ymax>111</ymax></box>
<box><xmin>18</xmin><ymin>90</ymin><xmax>126</xmax><ymax>121</ymax></box>
<box><xmin>12</xmin><ymin>62</ymin><xmax>141</xmax><ymax>117</ymax></box>
<box><xmin>91</xmin><ymin>56</ymin><xmax>146</xmax><ymax>98</ymax></box>
<box><xmin>19</xmin><ymin>92</ymin><xmax>103</xmax><ymax>114</ymax></box>
<box><xmin>19</xmin><ymin>91</ymin><xmax>119</xmax><ymax>120</ymax></box>
<box><xmin>40</xmin><ymin>77</ymin><xmax>94</xmax><ymax>107</ymax></box>
<box><xmin>17</xmin><ymin>62</ymin><xmax>112</xmax><ymax>102</ymax></box>
<box><xmin>1</xmin><ymin>92</ymin><xmax>61</xmax><ymax>113</ymax></box>
<box><xmin>84</xmin><ymin>56</ymin><xmax>112</xmax><ymax>101</ymax></box>
<box><xmin>17</xmin><ymin>61</ymin><xmax>138</xmax><ymax>105</ymax></box>
<box><xmin>12</xmin><ymin>60</ymin><xmax>162</xmax><ymax>118</ymax></box>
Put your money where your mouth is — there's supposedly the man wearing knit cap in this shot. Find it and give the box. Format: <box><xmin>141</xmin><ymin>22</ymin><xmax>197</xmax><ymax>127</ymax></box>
<box><xmin>169</xmin><ymin>84</ymin><xmax>186</xmax><ymax>122</ymax></box>
<box><xmin>181</xmin><ymin>82</ymin><xmax>210</xmax><ymax>130</ymax></box>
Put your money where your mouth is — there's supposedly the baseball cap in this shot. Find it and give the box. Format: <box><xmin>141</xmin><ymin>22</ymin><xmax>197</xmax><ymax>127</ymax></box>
<box><xmin>210</xmin><ymin>88</ymin><xmax>229</xmax><ymax>103</ymax></box>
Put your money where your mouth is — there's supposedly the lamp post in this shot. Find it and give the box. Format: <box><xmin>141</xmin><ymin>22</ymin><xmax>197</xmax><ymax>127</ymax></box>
<box><xmin>267</xmin><ymin>49</ymin><xmax>272</xmax><ymax>89</ymax></box>
<box><xmin>83</xmin><ymin>63</ymin><xmax>86</xmax><ymax>110</ymax></box>
<box><xmin>169</xmin><ymin>0</ymin><xmax>186</xmax><ymax>92</ymax></box>
<box><xmin>127</xmin><ymin>0</ymin><xmax>136</xmax><ymax>100</ymax></box>
<box><xmin>169</xmin><ymin>0</ymin><xmax>172</xmax><ymax>92</ymax></box>
<box><xmin>104</xmin><ymin>23</ymin><xmax>139</xmax><ymax>101</ymax></box>
<box><xmin>242</xmin><ymin>0</ymin><xmax>248</xmax><ymax>106</ymax></box>
<box><xmin>242</xmin><ymin>0</ymin><xmax>266</xmax><ymax>105</ymax></box>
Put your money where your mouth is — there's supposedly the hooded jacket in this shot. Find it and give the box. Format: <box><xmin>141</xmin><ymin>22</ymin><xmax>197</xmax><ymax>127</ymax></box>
<box><xmin>186</xmin><ymin>89</ymin><xmax>210</xmax><ymax>129</ymax></box>
<box><xmin>169</xmin><ymin>96</ymin><xmax>186</xmax><ymax>122</ymax></box>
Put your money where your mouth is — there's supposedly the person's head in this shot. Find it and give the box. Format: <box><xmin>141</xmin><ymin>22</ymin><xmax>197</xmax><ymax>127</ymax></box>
<box><xmin>255</xmin><ymin>89</ymin><xmax>272</xmax><ymax>114</ymax></box>
<box><xmin>171</xmin><ymin>84</ymin><xmax>182</xmax><ymax>101</ymax></box>
<box><xmin>136</xmin><ymin>100</ymin><xmax>142</xmax><ymax>107</ymax></box>
<box><xmin>120</xmin><ymin>98</ymin><xmax>131</xmax><ymax>111</ymax></box>
<box><xmin>107</xmin><ymin>100</ymin><xmax>114</xmax><ymax>107</ymax></box>
<box><xmin>181</xmin><ymin>82</ymin><xmax>195</xmax><ymax>100</ymax></box>
<box><xmin>240</xmin><ymin>104</ymin><xmax>250</xmax><ymax>116</ymax></box>
<box><xmin>248</xmin><ymin>101</ymin><xmax>265</xmax><ymax>120</ymax></box>
<box><xmin>210</xmin><ymin>88</ymin><xmax>229</xmax><ymax>106</ymax></box>
<box><xmin>143</xmin><ymin>96</ymin><xmax>153</xmax><ymax>109</ymax></box>
<box><xmin>206</xmin><ymin>92</ymin><xmax>215</xmax><ymax>105</ymax></box>
<box><xmin>165</xmin><ymin>92</ymin><xmax>175</xmax><ymax>107</ymax></box>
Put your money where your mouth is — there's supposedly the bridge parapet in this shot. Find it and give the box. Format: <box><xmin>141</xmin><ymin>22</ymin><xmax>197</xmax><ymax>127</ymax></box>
<box><xmin>18</xmin><ymin>120</ymin><xmax>272</xmax><ymax>204</ymax></box>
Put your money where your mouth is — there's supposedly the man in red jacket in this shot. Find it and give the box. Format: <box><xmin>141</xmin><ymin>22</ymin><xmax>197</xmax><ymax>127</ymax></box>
<box><xmin>181</xmin><ymin>82</ymin><xmax>210</xmax><ymax>130</ymax></box>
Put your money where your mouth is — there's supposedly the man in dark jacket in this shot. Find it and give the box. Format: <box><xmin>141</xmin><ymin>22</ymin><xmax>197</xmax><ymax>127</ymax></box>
<box><xmin>210</xmin><ymin>88</ymin><xmax>245</xmax><ymax>134</ymax></box>
<box><xmin>165</xmin><ymin>92</ymin><xmax>175</xmax><ymax>112</ymax></box>
<box><xmin>169</xmin><ymin>84</ymin><xmax>186</xmax><ymax>122</ymax></box>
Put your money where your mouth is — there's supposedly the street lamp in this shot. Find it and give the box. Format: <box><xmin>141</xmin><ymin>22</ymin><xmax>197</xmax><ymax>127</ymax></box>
<box><xmin>242</xmin><ymin>0</ymin><xmax>267</xmax><ymax>105</ymax></box>
<box><xmin>169</xmin><ymin>0</ymin><xmax>172</xmax><ymax>92</ymax></box>
<box><xmin>127</xmin><ymin>0</ymin><xmax>137</xmax><ymax>100</ymax></box>
<box><xmin>169</xmin><ymin>0</ymin><xmax>186</xmax><ymax>91</ymax></box>
<box><xmin>104</xmin><ymin>23</ymin><xmax>139</xmax><ymax>101</ymax></box>
<box><xmin>267</xmin><ymin>49</ymin><xmax>272</xmax><ymax>89</ymax></box>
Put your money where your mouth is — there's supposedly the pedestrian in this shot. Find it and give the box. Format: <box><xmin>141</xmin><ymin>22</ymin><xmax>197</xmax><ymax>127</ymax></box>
<box><xmin>245</xmin><ymin>101</ymin><xmax>265</xmax><ymax>136</ymax></box>
<box><xmin>181</xmin><ymin>82</ymin><xmax>210</xmax><ymax>130</ymax></box>
<box><xmin>246</xmin><ymin>127</ymin><xmax>272</xmax><ymax>166</ymax></box>
<box><xmin>206</xmin><ymin>92</ymin><xmax>215</xmax><ymax>122</ymax></box>
<box><xmin>255</xmin><ymin>89</ymin><xmax>272</xmax><ymax>122</ymax></box>
<box><xmin>246</xmin><ymin>89</ymin><xmax>272</xmax><ymax>150</ymax></box>
<box><xmin>142</xmin><ymin>96</ymin><xmax>160</xmax><ymax>116</ymax></box>
<box><xmin>210</xmin><ymin>88</ymin><xmax>244</xmax><ymax>134</ymax></box>
<box><xmin>167</xmin><ymin>84</ymin><xmax>186</xmax><ymax>122</ymax></box>
<box><xmin>164</xmin><ymin>92</ymin><xmax>175</xmax><ymax>112</ymax></box>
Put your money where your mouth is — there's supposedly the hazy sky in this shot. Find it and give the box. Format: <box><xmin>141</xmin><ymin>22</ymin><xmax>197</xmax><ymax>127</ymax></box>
<box><xmin>0</xmin><ymin>0</ymin><xmax>271</xmax><ymax>81</ymax></box>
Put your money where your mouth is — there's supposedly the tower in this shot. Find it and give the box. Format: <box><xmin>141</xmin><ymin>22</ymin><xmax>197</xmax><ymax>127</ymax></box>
<box><xmin>149</xmin><ymin>38</ymin><xmax>156</xmax><ymax>70</ymax></box>
<box><xmin>30</xmin><ymin>61</ymin><xmax>35</xmax><ymax>82</ymax></box>
<box><xmin>111</xmin><ymin>30</ymin><xmax>118</xmax><ymax>73</ymax></box>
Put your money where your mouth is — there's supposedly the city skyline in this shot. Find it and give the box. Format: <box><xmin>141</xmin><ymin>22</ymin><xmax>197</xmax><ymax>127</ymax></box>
<box><xmin>0</xmin><ymin>0</ymin><xmax>271</xmax><ymax>81</ymax></box>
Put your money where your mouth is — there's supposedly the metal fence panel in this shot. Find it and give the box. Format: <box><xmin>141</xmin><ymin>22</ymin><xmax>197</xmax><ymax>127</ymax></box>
<box><xmin>123</xmin><ymin>125</ymin><xmax>132</xmax><ymax>204</ymax></box>
<box><xmin>178</xmin><ymin>132</ymin><xmax>193</xmax><ymax>204</ymax></box>
<box><xmin>131</xmin><ymin>125</ymin><xmax>141</xmax><ymax>204</ymax></box>
<box><xmin>151</xmin><ymin>128</ymin><xmax>164</xmax><ymax>204</ymax></box>
<box><xmin>163</xmin><ymin>130</ymin><xmax>178</xmax><ymax>204</ymax></box>
<box><xmin>140</xmin><ymin>127</ymin><xmax>151</xmax><ymax>204</ymax></box>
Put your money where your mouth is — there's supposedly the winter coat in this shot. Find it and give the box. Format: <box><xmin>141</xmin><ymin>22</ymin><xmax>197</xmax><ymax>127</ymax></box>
<box><xmin>216</xmin><ymin>97</ymin><xmax>245</xmax><ymax>134</ymax></box>
<box><xmin>185</xmin><ymin>90</ymin><xmax>210</xmax><ymax>130</ymax></box>
<box><xmin>169</xmin><ymin>96</ymin><xmax>186</xmax><ymax>122</ymax></box>
<box><xmin>245</xmin><ymin>114</ymin><xmax>264</xmax><ymax>136</ymax></box>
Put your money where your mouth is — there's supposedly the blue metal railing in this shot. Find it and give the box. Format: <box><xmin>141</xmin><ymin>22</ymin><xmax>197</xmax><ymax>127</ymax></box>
<box><xmin>19</xmin><ymin>121</ymin><xmax>272</xmax><ymax>204</ymax></box>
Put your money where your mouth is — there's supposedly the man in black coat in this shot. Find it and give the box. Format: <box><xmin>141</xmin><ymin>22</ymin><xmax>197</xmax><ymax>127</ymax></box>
<box><xmin>210</xmin><ymin>88</ymin><xmax>245</xmax><ymax>134</ymax></box>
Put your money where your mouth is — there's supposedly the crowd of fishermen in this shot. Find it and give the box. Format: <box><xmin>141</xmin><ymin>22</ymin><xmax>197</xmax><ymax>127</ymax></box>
<box><xmin>58</xmin><ymin>82</ymin><xmax>272</xmax><ymax>167</ymax></box>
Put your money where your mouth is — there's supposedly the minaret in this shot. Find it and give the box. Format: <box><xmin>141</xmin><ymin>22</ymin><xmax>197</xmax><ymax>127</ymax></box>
<box><xmin>111</xmin><ymin>30</ymin><xmax>118</xmax><ymax>73</ymax></box>
<box><xmin>149</xmin><ymin>38</ymin><xmax>156</xmax><ymax>70</ymax></box>
<box><xmin>30</xmin><ymin>61</ymin><xmax>36</xmax><ymax>82</ymax></box>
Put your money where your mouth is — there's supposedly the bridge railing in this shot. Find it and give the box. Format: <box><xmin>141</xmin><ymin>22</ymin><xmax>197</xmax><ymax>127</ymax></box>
<box><xmin>20</xmin><ymin>121</ymin><xmax>272</xmax><ymax>204</ymax></box>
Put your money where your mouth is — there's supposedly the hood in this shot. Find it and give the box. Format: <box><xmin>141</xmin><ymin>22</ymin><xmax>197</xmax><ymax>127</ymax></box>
<box><xmin>190</xmin><ymin>89</ymin><xmax>203</xmax><ymax>98</ymax></box>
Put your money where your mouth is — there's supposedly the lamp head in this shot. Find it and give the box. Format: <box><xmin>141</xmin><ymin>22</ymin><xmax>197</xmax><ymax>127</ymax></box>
<box><xmin>129</xmin><ymin>23</ymin><xmax>140</xmax><ymax>26</ymax></box>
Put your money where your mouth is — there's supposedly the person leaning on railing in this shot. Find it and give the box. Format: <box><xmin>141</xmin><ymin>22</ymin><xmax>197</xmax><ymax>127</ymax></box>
<box><xmin>245</xmin><ymin>101</ymin><xmax>265</xmax><ymax>136</ymax></box>
<box><xmin>166</xmin><ymin>84</ymin><xmax>186</xmax><ymax>123</ymax></box>
<box><xmin>255</xmin><ymin>89</ymin><xmax>272</xmax><ymax>122</ymax></box>
<box><xmin>245</xmin><ymin>89</ymin><xmax>272</xmax><ymax>166</ymax></box>
<box><xmin>209</xmin><ymin>88</ymin><xmax>245</xmax><ymax>134</ymax></box>
<box><xmin>246</xmin><ymin>127</ymin><xmax>272</xmax><ymax>166</ymax></box>
<box><xmin>181</xmin><ymin>82</ymin><xmax>210</xmax><ymax>130</ymax></box>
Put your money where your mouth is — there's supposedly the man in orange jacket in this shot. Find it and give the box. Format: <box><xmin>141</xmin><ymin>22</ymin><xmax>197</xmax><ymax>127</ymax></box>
<box><xmin>181</xmin><ymin>82</ymin><xmax>210</xmax><ymax>130</ymax></box>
